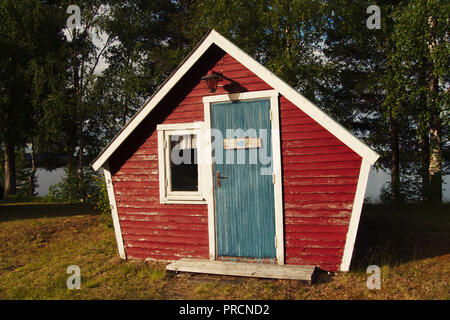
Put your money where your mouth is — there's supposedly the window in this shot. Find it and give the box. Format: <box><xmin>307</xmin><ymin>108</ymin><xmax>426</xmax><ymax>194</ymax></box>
<box><xmin>157</xmin><ymin>122</ymin><xmax>205</xmax><ymax>203</ymax></box>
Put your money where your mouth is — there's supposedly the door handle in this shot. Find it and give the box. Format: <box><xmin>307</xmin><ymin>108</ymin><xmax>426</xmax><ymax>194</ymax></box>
<box><xmin>215</xmin><ymin>171</ymin><xmax>227</xmax><ymax>188</ymax></box>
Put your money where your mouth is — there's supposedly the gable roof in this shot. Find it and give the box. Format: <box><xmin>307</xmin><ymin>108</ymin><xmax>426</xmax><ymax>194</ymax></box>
<box><xmin>91</xmin><ymin>29</ymin><xmax>379</xmax><ymax>171</ymax></box>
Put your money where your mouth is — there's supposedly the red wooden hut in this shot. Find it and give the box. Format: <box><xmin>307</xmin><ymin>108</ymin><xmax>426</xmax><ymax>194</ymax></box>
<box><xmin>91</xmin><ymin>30</ymin><xmax>379</xmax><ymax>278</ymax></box>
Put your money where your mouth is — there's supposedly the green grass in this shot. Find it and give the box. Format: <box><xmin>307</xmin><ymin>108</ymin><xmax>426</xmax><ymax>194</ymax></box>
<box><xmin>0</xmin><ymin>197</ymin><xmax>448</xmax><ymax>300</ymax></box>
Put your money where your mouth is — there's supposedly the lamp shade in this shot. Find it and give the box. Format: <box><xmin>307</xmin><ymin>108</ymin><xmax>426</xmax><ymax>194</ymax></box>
<box><xmin>201</xmin><ymin>70</ymin><xmax>223</xmax><ymax>92</ymax></box>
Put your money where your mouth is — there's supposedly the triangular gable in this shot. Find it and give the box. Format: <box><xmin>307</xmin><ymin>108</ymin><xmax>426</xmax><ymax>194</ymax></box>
<box><xmin>92</xmin><ymin>30</ymin><xmax>379</xmax><ymax>171</ymax></box>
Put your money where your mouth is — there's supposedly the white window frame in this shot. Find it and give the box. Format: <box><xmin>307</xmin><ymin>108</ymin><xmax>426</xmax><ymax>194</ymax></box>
<box><xmin>157</xmin><ymin>122</ymin><xmax>206</xmax><ymax>204</ymax></box>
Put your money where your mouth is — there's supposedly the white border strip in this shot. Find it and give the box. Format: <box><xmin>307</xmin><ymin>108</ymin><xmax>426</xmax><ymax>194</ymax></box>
<box><xmin>203</xmin><ymin>90</ymin><xmax>285</xmax><ymax>264</ymax></box>
<box><xmin>340</xmin><ymin>159</ymin><xmax>372</xmax><ymax>271</ymax></box>
<box><xmin>103</xmin><ymin>162</ymin><xmax>126</xmax><ymax>259</ymax></box>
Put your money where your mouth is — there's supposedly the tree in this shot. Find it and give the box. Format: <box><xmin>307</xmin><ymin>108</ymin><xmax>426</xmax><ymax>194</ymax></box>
<box><xmin>324</xmin><ymin>0</ymin><xmax>449</xmax><ymax>203</ymax></box>
<box><xmin>186</xmin><ymin>0</ymin><xmax>328</xmax><ymax>102</ymax></box>
<box><xmin>92</xmin><ymin>0</ymin><xmax>194</xmax><ymax>147</ymax></box>
<box><xmin>322</xmin><ymin>0</ymin><xmax>415</xmax><ymax>202</ymax></box>
<box><xmin>388</xmin><ymin>0</ymin><xmax>449</xmax><ymax>202</ymax></box>
<box><xmin>37</xmin><ymin>1</ymin><xmax>116</xmax><ymax>174</ymax></box>
<box><xmin>0</xmin><ymin>0</ymin><xmax>65</xmax><ymax>195</ymax></box>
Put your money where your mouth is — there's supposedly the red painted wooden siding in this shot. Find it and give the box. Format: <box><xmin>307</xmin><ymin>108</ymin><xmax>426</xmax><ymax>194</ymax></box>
<box><xmin>107</xmin><ymin>45</ymin><xmax>361</xmax><ymax>271</ymax></box>
<box><xmin>280</xmin><ymin>97</ymin><xmax>361</xmax><ymax>271</ymax></box>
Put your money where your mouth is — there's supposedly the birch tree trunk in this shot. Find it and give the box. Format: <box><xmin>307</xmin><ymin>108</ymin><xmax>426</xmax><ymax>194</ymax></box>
<box><xmin>427</xmin><ymin>13</ymin><xmax>442</xmax><ymax>203</ymax></box>
<box><xmin>389</xmin><ymin>115</ymin><xmax>401</xmax><ymax>202</ymax></box>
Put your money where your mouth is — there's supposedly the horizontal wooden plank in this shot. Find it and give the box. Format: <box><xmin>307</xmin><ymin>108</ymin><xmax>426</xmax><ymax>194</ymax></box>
<box><xmin>280</xmin><ymin>115</ymin><xmax>316</xmax><ymax>125</ymax></box>
<box><xmin>283</xmin><ymin>184</ymin><xmax>357</xmax><ymax>194</ymax></box>
<box><xmin>118</xmin><ymin>202</ymin><xmax>206</xmax><ymax>211</ymax></box>
<box><xmin>124</xmin><ymin>233</ymin><xmax>208</xmax><ymax>244</ymax></box>
<box><xmin>115</xmin><ymin>189</ymin><xmax>159</xmax><ymax>196</ymax></box>
<box><xmin>283</xmin><ymin>168</ymin><xmax>360</xmax><ymax>178</ymax></box>
<box><xmin>132</xmin><ymin>147</ymin><xmax>158</xmax><ymax>156</ymax></box>
<box><xmin>126</xmin><ymin>251</ymin><xmax>177</xmax><ymax>261</ymax></box>
<box><xmin>169</xmin><ymin>103</ymin><xmax>204</xmax><ymax>112</ymax></box>
<box><xmin>284</xmin><ymin>200</ymin><xmax>354</xmax><ymax>211</ymax></box>
<box><xmin>285</xmin><ymin>224</ymin><xmax>348</xmax><ymax>234</ymax></box>
<box><xmin>284</xmin><ymin>192</ymin><xmax>356</xmax><ymax>202</ymax></box>
<box><xmin>118</xmin><ymin>207</ymin><xmax>207</xmax><ymax>216</ymax></box>
<box><xmin>119</xmin><ymin>220</ymin><xmax>207</xmax><ymax>231</ymax></box>
<box><xmin>284</xmin><ymin>208</ymin><xmax>352</xmax><ymax>218</ymax></box>
<box><xmin>119</xmin><ymin>214</ymin><xmax>207</xmax><ymax>224</ymax></box>
<box><xmin>218</xmin><ymin>68</ymin><xmax>257</xmax><ymax>79</ymax></box>
<box><xmin>124</xmin><ymin>239</ymin><xmax>208</xmax><ymax>251</ymax></box>
<box><xmin>115</xmin><ymin>187</ymin><xmax>159</xmax><ymax>196</ymax></box>
<box><xmin>286</xmin><ymin>249</ymin><xmax>342</xmax><ymax>266</ymax></box>
<box><xmin>114</xmin><ymin>168</ymin><xmax>159</xmax><ymax>176</ymax></box>
<box><xmin>125</xmin><ymin>247</ymin><xmax>208</xmax><ymax>261</ymax></box>
<box><xmin>176</xmin><ymin>95</ymin><xmax>204</xmax><ymax>106</ymax></box>
<box><xmin>121</xmin><ymin>226</ymin><xmax>208</xmax><ymax>238</ymax></box>
<box><xmin>297</xmin><ymin>247</ymin><xmax>344</xmax><ymax>256</ymax></box>
<box><xmin>162</xmin><ymin>117</ymin><xmax>205</xmax><ymax>125</ymax></box>
<box><xmin>209</xmin><ymin>62</ymin><xmax>253</xmax><ymax>72</ymax></box>
<box><xmin>285</xmin><ymin>216</ymin><xmax>350</xmax><ymax>225</ymax></box>
<box><xmin>285</xmin><ymin>239</ymin><xmax>346</xmax><ymax>249</ymax></box>
<box><xmin>284</xmin><ymin>177</ymin><xmax>359</xmax><ymax>186</ymax></box>
<box><xmin>283</xmin><ymin>231</ymin><xmax>347</xmax><ymax>241</ymax></box>
<box><xmin>165</xmin><ymin>110</ymin><xmax>204</xmax><ymax>121</ymax></box>
<box><xmin>280</xmin><ymin>106</ymin><xmax>303</xmax><ymax>115</ymax></box>
<box><xmin>282</xmin><ymin>138</ymin><xmax>346</xmax><ymax>148</ymax></box>
<box><xmin>113</xmin><ymin>181</ymin><xmax>159</xmax><ymax>190</ymax></box>
<box><xmin>287</xmin><ymin>261</ymin><xmax>339</xmax><ymax>272</ymax></box>
<box><xmin>124</xmin><ymin>154</ymin><xmax>157</xmax><ymax>161</ymax></box>
<box><xmin>282</xmin><ymin>153</ymin><xmax>361</xmax><ymax>163</ymax></box>
<box><xmin>116</xmin><ymin>196</ymin><xmax>160</xmax><ymax>204</ymax></box>
<box><xmin>222</xmin><ymin>75</ymin><xmax>267</xmax><ymax>86</ymax></box>
<box><xmin>281</xmin><ymin>131</ymin><xmax>334</xmax><ymax>141</ymax></box>
<box><xmin>115</xmin><ymin>161</ymin><xmax>158</xmax><ymax>170</ymax></box>
<box><xmin>281</xmin><ymin>123</ymin><xmax>325</xmax><ymax>133</ymax></box>
<box><xmin>166</xmin><ymin>259</ymin><xmax>317</xmax><ymax>282</ymax></box>
<box><xmin>285</xmin><ymin>254</ymin><xmax>342</xmax><ymax>265</ymax></box>
<box><xmin>283</xmin><ymin>160</ymin><xmax>361</xmax><ymax>171</ymax></box>
<box><xmin>113</xmin><ymin>175</ymin><xmax>158</xmax><ymax>183</ymax></box>
<box><xmin>282</xmin><ymin>145</ymin><xmax>353</xmax><ymax>156</ymax></box>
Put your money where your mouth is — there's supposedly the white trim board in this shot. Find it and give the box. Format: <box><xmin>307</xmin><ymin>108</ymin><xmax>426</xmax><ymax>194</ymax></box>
<box><xmin>103</xmin><ymin>162</ymin><xmax>126</xmax><ymax>259</ymax></box>
<box><xmin>91</xmin><ymin>29</ymin><xmax>379</xmax><ymax>171</ymax></box>
<box><xmin>340</xmin><ymin>159</ymin><xmax>372</xmax><ymax>271</ymax></box>
<box><xmin>203</xmin><ymin>90</ymin><xmax>285</xmax><ymax>265</ymax></box>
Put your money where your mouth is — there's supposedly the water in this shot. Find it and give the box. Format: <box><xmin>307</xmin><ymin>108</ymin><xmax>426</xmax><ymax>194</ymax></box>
<box><xmin>36</xmin><ymin>167</ymin><xmax>66</xmax><ymax>196</ymax></box>
<box><xmin>36</xmin><ymin>167</ymin><xmax>449</xmax><ymax>202</ymax></box>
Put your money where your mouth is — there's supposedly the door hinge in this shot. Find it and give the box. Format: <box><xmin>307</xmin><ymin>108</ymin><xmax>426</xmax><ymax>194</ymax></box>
<box><xmin>270</xmin><ymin>110</ymin><xmax>273</xmax><ymax>121</ymax></box>
<box><xmin>272</xmin><ymin>174</ymin><xmax>276</xmax><ymax>184</ymax></box>
<box><xmin>274</xmin><ymin>236</ymin><xmax>277</xmax><ymax>248</ymax></box>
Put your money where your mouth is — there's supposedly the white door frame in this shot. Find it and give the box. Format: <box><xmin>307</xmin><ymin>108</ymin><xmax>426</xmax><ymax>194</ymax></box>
<box><xmin>202</xmin><ymin>90</ymin><xmax>284</xmax><ymax>265</ymax></box>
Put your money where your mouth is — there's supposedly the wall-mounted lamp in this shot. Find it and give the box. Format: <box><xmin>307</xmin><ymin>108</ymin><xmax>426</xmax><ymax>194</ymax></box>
<box><xmin>201</xmin><ymin>70</ymin><xmax>223</xmax><ymax>93</ymax></box>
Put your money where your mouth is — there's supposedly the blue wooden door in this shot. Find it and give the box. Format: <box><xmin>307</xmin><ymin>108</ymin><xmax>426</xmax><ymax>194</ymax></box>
<box><xmin>211</xmin><ymin>99</ymin><xmax>276</xmax><ymax>259</ymax></box>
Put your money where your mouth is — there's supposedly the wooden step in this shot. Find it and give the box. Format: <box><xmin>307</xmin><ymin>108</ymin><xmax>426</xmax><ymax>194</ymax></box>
<box><xmin>166</xmin><ymin>258</ymin><xmax>318</xmax><ymax>284</ymax></box>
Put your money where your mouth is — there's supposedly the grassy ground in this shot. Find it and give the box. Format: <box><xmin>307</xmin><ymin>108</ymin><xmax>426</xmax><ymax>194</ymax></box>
<box><xmin>0</xmin><ymin>197</ymin><xmax>448</xmax><ymax>300</ymax></box>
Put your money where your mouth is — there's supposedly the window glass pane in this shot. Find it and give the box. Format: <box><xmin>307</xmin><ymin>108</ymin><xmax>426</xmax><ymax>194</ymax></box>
<box><xmin>169</xmin><ymin>134</ymin><xmax>198</xmax><ymax>191</ymax></box>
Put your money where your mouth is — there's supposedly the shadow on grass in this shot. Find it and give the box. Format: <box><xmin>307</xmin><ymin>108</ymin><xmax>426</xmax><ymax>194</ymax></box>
<box><xmin>350</xmin><ymin>203</ymin><xmax>450</xmax><ymax>271</ymax></box>
<box><xmin>0</xmin><ymin>199</ymin><xmax>99</xmax><ymax>222</ymax></box>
